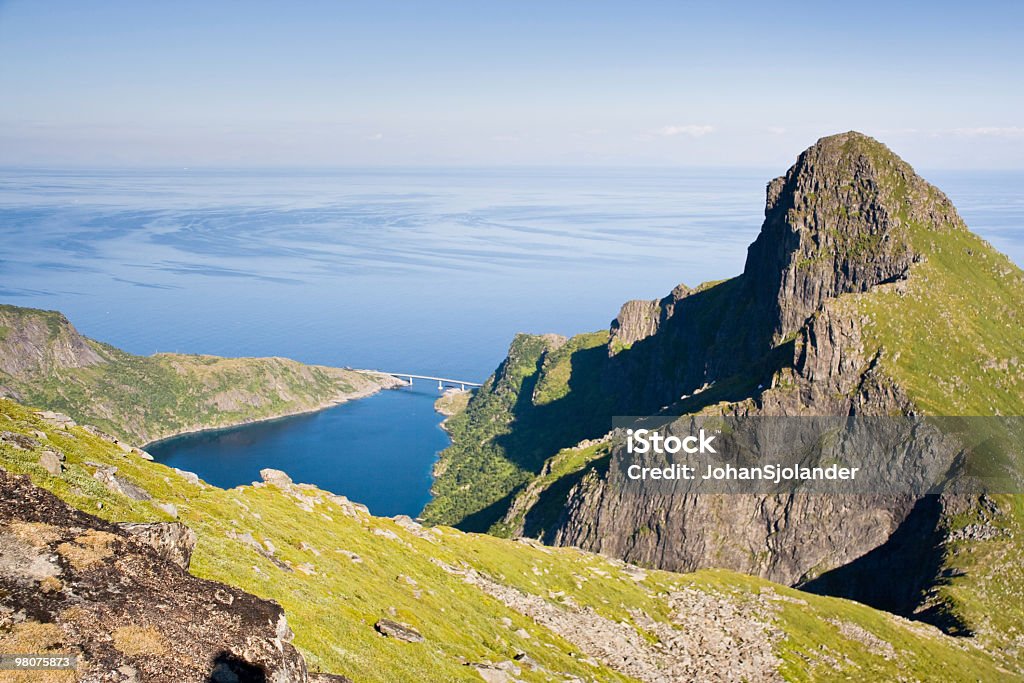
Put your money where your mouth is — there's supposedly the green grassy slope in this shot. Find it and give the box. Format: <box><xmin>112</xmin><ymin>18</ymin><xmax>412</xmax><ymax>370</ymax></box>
<box><xmin>1</xmin><ymin>397</ymin><xmax>1016</xmax><ymax>682</ymax></box>
<box><xmin>842</xmin><ymin>140</ymin><xmax>1024</xmax><ymax>666</ymax></box>
<box><xmin>0</xmin><ymin>304</ymin><xmax>396</xmax><ymax>445</ymax></box>
<box><xmin>423</xmin><ymin>331</ymin><xmax>613</xmax><ymax>531</ymax></box>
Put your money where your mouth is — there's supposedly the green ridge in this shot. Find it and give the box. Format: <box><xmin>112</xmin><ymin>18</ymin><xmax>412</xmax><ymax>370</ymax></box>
<box><xmin>0</xmin><ymin>304</ymin><xmax>395</xmax><ymax>445</ymax></box>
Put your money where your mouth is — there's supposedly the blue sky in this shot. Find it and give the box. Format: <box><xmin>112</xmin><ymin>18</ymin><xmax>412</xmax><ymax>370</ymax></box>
<box><xmin>1</xmin><ymin>1</ymin><xmax>1022</xmax><ymax>168</ymax></box>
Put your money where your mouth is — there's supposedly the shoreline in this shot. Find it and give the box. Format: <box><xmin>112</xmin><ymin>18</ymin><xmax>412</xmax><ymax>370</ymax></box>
<box><xmin>143</xmin><ymin>372</ymin><xmax>402</xmax><ymax>450</ymax></box>
<box><xmin>433</xmin><ymin>387</ymin><xmax>473</xmax><ymax>435</ymax></box>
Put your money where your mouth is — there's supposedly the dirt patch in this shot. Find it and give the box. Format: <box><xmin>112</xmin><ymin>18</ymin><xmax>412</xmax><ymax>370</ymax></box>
<box><xmin>112</xmin><ymin>625</ymin><xmax>169</xmax><ymax>656</ymax></box>
<box><xmin>7</xmin><ymin>521</ymin><xmax>63</xmax><ymax>547</ymax></box>
<box><xmin>56</xmin><ymin>530</ymin><xmax>118</xmax><ymax>569</ymax></box>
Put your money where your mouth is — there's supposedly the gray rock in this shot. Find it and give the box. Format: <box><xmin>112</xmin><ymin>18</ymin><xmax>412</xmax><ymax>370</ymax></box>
<box><xmin>157</xmin><ymin>502</ymin><xmax>179</xmax><ymax>518</ymax></box>
<box><xmin>118</xmin><ymin>522</ymin><xmax>197</xmax><ymax>570</ymax></box>
<box><xmin>469</xmin><ymin>664</ymin><xmax>513</xmax><ymax>683</ymax></box>
<box><xmin>392</xmin><ymin>514</ymin><xmax>422</xmax><ymax>531</ymax></box>
<box><xmin>0</xmin><ymin>430</ymin><xmax>40</xmax><ymax>451</ymax></box>
<box><xmin>91</xmin><ymin>464</ymin><xmax>152</xmax><ymax>501</ymax></box>
<box><xmin>133</xmin><ymin>448</ymin><xmax>154</xmax><ymax>461</ymax></box>
<box><xmin>34</xmin><ymin>410</ymin><xmax>77</xmax><ymax>428</ymax></box>
<box><xmin>260</xmin><ymin>468</ymin><xmax>293</xmax><ymax>488</ymax></box>
<box><xmin>38</xmin><ymin>449</ymin><xmax>64</xmax><ymax>476</ymax></box>
<box><xmin>173</xmin><ymin>468</ymin><xmax>201</xmax><ymax>486</ymax></box>
<box><xmin>374</xmin><ymin>618</ymin><xmax>424</xmax><ymax>643</ymax></box>
<box><xmin>328</xmin><ymin>494</ymin><xmax>369</xmax><ymax>517</ymax></box>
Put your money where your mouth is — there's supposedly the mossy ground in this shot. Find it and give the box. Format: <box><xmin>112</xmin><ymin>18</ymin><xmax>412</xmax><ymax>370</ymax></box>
<box><xmin>1</xmin><ymin>398</ymin><xmax>1016</xmax><ymax>681</ymax></box>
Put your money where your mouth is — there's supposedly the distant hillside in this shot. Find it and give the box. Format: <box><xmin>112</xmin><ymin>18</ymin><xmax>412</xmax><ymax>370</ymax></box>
<box><xmin>2</xmin><ymin>397</ymin><xmax>1015</xmax><ymax>682</ymax></box>
<box><xmin>0</xmin><ymin>304</ymin><xmax>400</xmax><ymax>445</ymax></box>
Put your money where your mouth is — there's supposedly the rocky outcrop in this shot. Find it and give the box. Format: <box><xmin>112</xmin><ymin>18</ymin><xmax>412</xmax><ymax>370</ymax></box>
<box><xmin>0</xmin><ymin>468</ymin><xmax>308</xmax><ymax>682</ymax></box>
<box><xmin>373</xmin><ymin>618</ymin><xmax>424</xmax><ymax>643</ymax></box>
<box><xmin>260</xmin><ymin>468</ymin><xmax>294</xmax><ymax>489</ymax></box>
<box><xmin>742</xmin><ymin>131</ymin><xmax>927</xmax><ymax>346</ymax></box>
<box><xmin>609</xmin><ymin>283</ymin><xmax>690</xmax><ymax>352</ymax></box>
<box><xmin>117</xmin><ymin>522</ymin><xmax>197</xmax><ymax>571</ymax></box>
<box><xmin>90</xmin><ymin>463</ymin><xmax>153</xmax><ymax>501</ymax></box>
<box><xmin>0</xmin><ymin>306</ymin><xmax>103</xmax><ymax>377</ymax></box>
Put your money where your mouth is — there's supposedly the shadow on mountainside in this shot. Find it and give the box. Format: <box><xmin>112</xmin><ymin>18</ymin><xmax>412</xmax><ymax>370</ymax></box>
<box><xmin>800</xmin><ymin>495</ymin><xmax>971</xmax><ymax>636</ymax></box>
<box><xmin>471</xmin><ymin>282</ymin><xmax>779</xmax><ymax>534</ymax></box>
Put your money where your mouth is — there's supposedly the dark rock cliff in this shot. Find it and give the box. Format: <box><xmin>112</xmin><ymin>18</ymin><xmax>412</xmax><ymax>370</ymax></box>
<box><xmin>537</xmin><ymin>135</ymin><xmax>958</xmax><ymax>584</ymax></box>
<box><xmin>600</xmin><ymin>132</ymin><xmax>939</xmax><ymax>416</ymax></box>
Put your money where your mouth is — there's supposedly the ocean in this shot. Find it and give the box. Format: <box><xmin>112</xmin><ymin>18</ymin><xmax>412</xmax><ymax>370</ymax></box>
<box><xmin>3</xmin><ymin>166</ymin><xmax>1021</xmax><ymax>515</ymax></box>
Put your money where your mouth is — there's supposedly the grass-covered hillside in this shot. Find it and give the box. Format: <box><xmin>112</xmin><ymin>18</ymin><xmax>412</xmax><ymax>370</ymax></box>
<box><xmin>0</xmin><ymin>304</ymin><xmax>399</xmax><ymax>445</ymax></box>
<box><xmin>424</xmin><ymin>133</ymin><xmax>1024</xmax><ymax>672</ymax></box>
<box><xmin>840</xmin><ymin>135</ymin><xmax>1024</xmax><ymax>665</ymax></box>
<box><xmin>423</xmin><ymin>331</ymin><xmax>614</xmax><ymax>531</ymax></box>
<box><xmin>1</xmin><ymin>397</ymin><xmax>1017</xmax><ymax>682</ymax></box>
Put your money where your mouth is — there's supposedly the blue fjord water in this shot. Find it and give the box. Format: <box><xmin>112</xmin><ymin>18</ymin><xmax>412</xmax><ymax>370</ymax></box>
<box><xmin>146</xmin><ymin>388</ymin><xmax>450</xmax><ymax>517</ymax></box>
<box><xmin>2</xmin><ymin>167</ymin><xmax>1022</xmax><ymax>516</ymax></box>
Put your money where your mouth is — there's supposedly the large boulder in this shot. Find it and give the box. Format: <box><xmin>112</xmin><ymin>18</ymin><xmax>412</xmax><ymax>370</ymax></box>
<box><xmin>118</xmin><ymin>522</ymin><xmax>198</xmax><ymax>571</ymax></box>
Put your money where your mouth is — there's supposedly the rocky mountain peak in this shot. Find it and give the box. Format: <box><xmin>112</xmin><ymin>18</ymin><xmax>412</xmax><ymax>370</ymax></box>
<box><xmin>742</xmin><ymin>131</ymin><xmax>958</xmax><ymax>345</ymax></box>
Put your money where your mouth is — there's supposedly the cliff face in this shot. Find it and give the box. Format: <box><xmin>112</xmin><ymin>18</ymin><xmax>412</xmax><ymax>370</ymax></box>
<box><xmin>0</xmin><ymin>304</ymin><xmax>400</xmax><ymax>445</ymax></box>
<box><xmin>0</xmin><ymin>309</ymin><xmax>103</xmax><ymax>390</ymax></box>
<box><xmin>435</xmin><ymin>132</ymin><xmax>1024</xmax><ymax>647</ymax></box>
<box><xmin>742</xmin><ymin>132</ymin><xmax>923</xmax><ymax>345</ymax></box>
<box><xmin>600</xmin><ymin>132</ymin><xmax>938</xmax><ymax>415</ymax></box>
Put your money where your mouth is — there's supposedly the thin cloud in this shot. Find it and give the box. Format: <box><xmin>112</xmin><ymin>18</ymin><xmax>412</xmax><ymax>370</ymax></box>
<box><xmin>654</xmin><ymin>124</ymin><xmax>715</xmax><ymax>138</ymax></box>
<box><xmin>946</xmin><ymin>126</ymin><xmax>1024</xmax><ymax>138</ymax></box>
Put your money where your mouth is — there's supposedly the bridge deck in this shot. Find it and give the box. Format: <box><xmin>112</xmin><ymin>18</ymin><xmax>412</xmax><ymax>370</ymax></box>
<box><xmin>377</xmin><ymin>372</ymin><xmax>483</xmax><ymax>387</ymax></box>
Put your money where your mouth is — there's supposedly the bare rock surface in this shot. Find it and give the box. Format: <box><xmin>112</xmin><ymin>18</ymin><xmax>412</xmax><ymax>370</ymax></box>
<box><xmin>117</xmin><ymin>522</ymin><xmax>197</xmax><ymax>571</ymax></box>
<box><xmin>0</xmin><ymin>468</ymin><xmax>308</xmax><ymax>682</ymax></box>
<box><xmin>260</xmin><ymin>468</ymin><xmax>294</xmax><ymax>488</ymax></box>
<box><xmin>438</xmin><ymin>560</ymin><xmax>782</xmax><ymax>683</ymax></box>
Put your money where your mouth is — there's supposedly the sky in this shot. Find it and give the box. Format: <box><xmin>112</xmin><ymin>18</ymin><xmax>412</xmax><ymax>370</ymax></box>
<box><xmin>1</xmin><ymin>1</ymin><xmax>1023</xmax><ymax>168</ymax></box>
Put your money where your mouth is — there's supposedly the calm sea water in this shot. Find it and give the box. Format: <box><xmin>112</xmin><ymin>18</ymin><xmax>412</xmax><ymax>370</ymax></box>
<box><xmin>2</xmin><ymin>167</ymin><xmax>1021</xmax><ymax>515</ymax></box>
<box><xmin>147</xmin><ymin>388</ymin><xmax>450</xmax><ymax>517</ymax></box>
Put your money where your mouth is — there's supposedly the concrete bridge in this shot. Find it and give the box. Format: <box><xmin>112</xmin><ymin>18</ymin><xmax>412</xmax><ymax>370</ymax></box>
<box><xmin>383</xmin><ymin>373</ymin><xmax>483</xmax><ymax>391</ymax></box>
